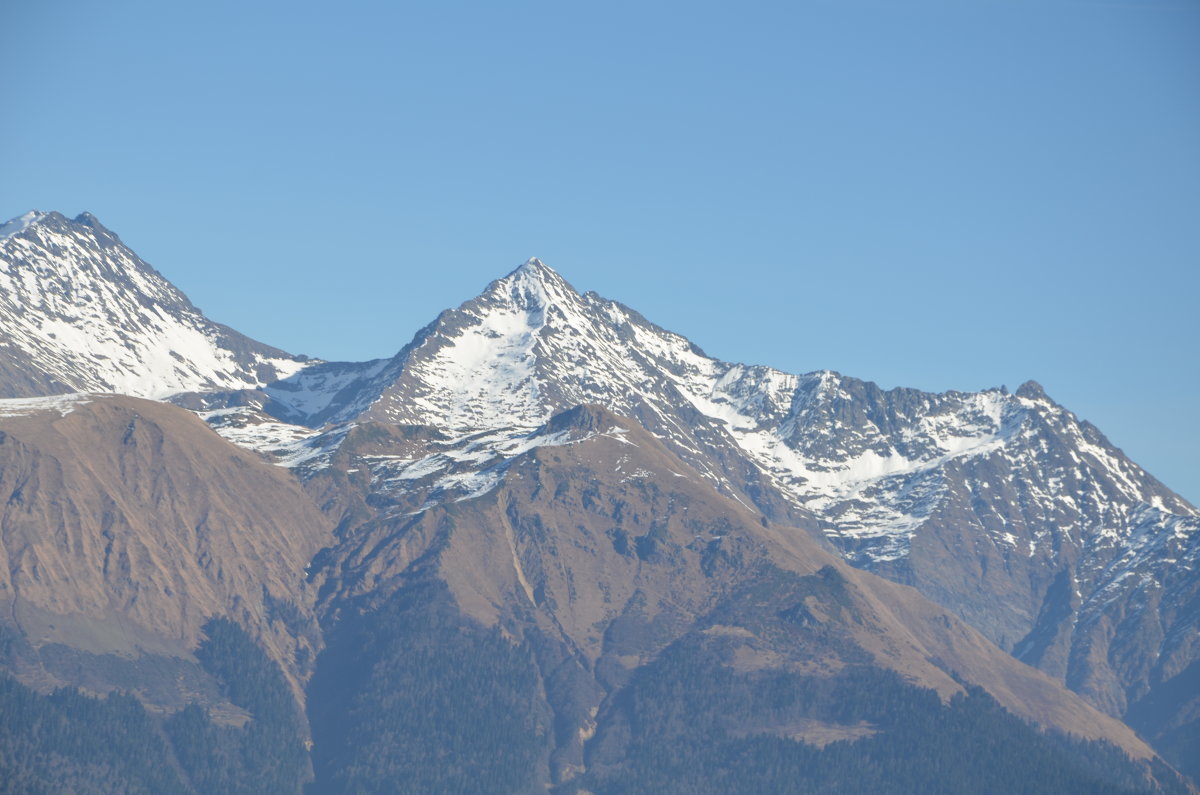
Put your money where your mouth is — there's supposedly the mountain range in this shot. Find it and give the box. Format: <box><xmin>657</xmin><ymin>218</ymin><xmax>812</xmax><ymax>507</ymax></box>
<box><xmin>0</xmin><ymin>210</ymin><xmax>1195</xmax><ymax>793</ymax></box>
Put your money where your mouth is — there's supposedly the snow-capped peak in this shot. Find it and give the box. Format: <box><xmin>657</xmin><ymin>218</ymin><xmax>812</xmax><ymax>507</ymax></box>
<box><xmin>261</xmin><ymin>258</ymin><xmax>590</xmax><ymax>429</ymax></box>
<box><xmin>288</xmin><ymin>256</ymin><xmax>1192</xmax><ymax>568</ymax></box>
<box><xmin>484</xmin><ymin>257</ymin><xmax>575</xmax><ymax>308</ymax></box>
<box><xmin>502</xmin><ymin>256</ymin><xmax>555</xmax><ymax>281</ymax></box>
<box><xmin>0</xmin><ymin>210</ymin><xmax>47</xmax><ymax>241</ymax></box>
<box><xmin>0</xmin><ymin>210</ymin><xmax>307</xmax><ymax>398</ymax></box>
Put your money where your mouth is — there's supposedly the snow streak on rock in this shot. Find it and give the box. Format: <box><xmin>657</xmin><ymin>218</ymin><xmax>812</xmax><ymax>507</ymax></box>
<box><xmin>362</xmin><ymin>421</ymin><xmax>626</xmax><ymax>516</ymax></box>
<box><xmin>199</xmin><ymin>406</ymin><xmax>329</xmax><ymax>463</ymax></box>
<box><xmin>0</xmin><ymin>393</ymin><xmax>94</xmax><ymax>418</ymax></box>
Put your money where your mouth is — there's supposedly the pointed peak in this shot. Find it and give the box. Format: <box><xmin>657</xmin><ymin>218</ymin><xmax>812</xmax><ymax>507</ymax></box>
<box><xmin>69</xmin><ymin>211</ymin><xmax>121</xmax><ymax>243</ymax></box>
<box><xmin>0</xmin><ymin>210</ymin><xmax>48</xmax><ymax>241</ymax></box>
<box><xmin>1016</xmin><ymin>380</ymin><xmax>1050</xmax><ymax>402</ymax></box>
<box><xmin>507</xmin><ymin>256</ymin><xmax>559</xmax><ymax>279</ymax></box>
<box><xmin>472</xmin><ymin>257</ymin><xmax>581</xmax><ymax>312</ymax></box>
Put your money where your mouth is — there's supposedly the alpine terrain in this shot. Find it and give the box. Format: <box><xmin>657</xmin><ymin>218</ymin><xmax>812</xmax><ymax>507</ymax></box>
<box><xmin>0</xmin><ymin>210</ymin><xmax>1195</xmax><ymax>793</ymax></box>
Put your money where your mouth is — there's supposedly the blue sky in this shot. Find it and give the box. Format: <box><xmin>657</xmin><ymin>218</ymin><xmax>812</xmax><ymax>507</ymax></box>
<box><xmin>2</xmin><ymin>0</ymin><xmax>1198</xmax><ymax>501</ymax></box>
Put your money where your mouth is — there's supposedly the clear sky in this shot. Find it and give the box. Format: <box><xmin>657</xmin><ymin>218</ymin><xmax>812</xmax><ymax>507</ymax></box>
<box><xmin>2</xmin><ymin>0</ymin><xmax>1198</xmax><ymax>502</ymax></box>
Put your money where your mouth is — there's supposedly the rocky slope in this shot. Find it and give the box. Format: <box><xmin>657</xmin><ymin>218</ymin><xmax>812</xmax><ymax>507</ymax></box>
<box><xmin>0</xmin><ymin>393</ymin><xmax>330</xmax><ymax>707</ymax></box>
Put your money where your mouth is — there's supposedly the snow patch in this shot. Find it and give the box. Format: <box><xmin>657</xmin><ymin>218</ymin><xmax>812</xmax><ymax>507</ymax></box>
<box><xmin>0</xmin><ymin>393</ymin><xmax>93</xmax><ymax>418</ymax></box>
<box><xmin>0</xmin><ymin>211</ymin><xmax>45</xmax><ymax>242</ymax></box>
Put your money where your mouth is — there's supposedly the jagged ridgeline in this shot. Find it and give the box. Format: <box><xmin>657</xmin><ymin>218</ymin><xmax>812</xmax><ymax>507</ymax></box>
<box><xmin>0</xmin><ymin>211</ymin><xmax>1196</xmax><ymax>793</ymax></box>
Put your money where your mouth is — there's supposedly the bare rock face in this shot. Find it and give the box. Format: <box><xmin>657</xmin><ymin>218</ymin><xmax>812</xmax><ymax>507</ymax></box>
<box><xmin>0</xmin><ymin>394</ymin><xmax>331</xmax><ymax>704</ymax></box>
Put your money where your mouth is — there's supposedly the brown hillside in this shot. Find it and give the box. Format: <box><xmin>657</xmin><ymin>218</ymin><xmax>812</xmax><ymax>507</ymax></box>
<box><xmin>0</xmin><ymin>394</ymin><xmax>332</xmax><ymax>702</ymax></box>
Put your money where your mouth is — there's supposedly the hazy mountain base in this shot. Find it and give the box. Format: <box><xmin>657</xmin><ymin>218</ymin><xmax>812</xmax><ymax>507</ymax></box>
<box><xmin>576</xmin><ymin>651</ymin><xmax>1183</xmax><ymax>795</ymax></box>
<box><xmin>0</xmin><ymin>619</ymin><xmax>307</xmax><ymax>795</ymax></box>
<box><xmin>0</xmin><ymin>621</ymin><xmax>227</xmax><ymax>713</ymax></box>
<box><xmin>1126</xmin><ymin>660</ymin><xmax>1200</xmax><ymax>783</ymax></box>
<box><xmin>303</xmin><ymin>579</ymin><xmax>1186</xmax><ymax>795</ymax></box>
<box><xmin>307</xmin><ymin>583</ymin><xmax>553</xmax><ymax>794</ymax></box>
<box><xmin>0</xmin><ymin>608</ymin><xmax>1186</xmax><ymax>795</ymax></box>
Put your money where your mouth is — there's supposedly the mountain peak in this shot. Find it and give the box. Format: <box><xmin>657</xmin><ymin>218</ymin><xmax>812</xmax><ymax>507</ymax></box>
<box><xmin>477</xmin><ymin>256</ymin><xmax>579</xmax><ymax>313</ymax></box>
<box><xmin>502</xmin><ymin>256</ymin><xmax>564</xmax><ymax>286</ymax></box>
<box><xmin>0</xmin><ymin>210</ymin><xmax>47</xmax><ymax>241</ymax></box>
<box><xmin>72</xmin><ymin>211</ymin><xmax>106</xmax><ymax>231</ymax></box>
<box><xmin>1015</xmin><ymin>380</ymin><xmax>1050</xmax><ymax>402</ymax></box>
<box><xmin>0</xmin><ymin>211</ymin><xmax>304</xmax><ymax>398</ymax></box>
